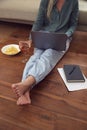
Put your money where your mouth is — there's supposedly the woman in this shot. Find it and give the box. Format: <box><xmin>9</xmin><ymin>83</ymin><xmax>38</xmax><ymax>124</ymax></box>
<box><xmin>12</xmin><ymin>0</ymin><xmax>79</xmax><ymax>105</ymax></box>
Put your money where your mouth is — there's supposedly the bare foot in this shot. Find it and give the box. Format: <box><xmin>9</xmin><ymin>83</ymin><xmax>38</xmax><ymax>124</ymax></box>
<box><xmin>11</xmin><ymin>76</ymin><xmax>36</xmax><ymax>97</ymax></box>
<box><xmin>11</xmin><ymin>82</ymin><xmax>29</xmax><ymax>97</ymax></box>
<box><xmin>11</xmin><ymin>76</ymin><xmax>35</xmax><ymax>105</ymax></box>
<box><xmin>17</xmin><ymin>91</ymin><xmax>31</xmax><ymax>105</ymax></box>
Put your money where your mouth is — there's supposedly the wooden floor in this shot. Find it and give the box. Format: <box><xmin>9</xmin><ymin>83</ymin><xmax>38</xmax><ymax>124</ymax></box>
<box><xmin>0</xmin><ymin>21</ymin><xmax>87</xmax><ymax>130</ymax></box>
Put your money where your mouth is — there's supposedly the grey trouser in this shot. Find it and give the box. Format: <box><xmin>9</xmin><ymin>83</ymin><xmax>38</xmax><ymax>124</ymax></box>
<box><xmin>22</xmin><ymin>39</ymin><xmax>71</xmax><ymax>85</ymax></box>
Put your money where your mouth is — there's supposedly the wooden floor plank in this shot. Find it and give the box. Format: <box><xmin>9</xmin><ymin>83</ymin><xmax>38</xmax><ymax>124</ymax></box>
<box><xmin>31</xmin><ymin>89</ymin><xmax>87</xmax><ymax>121</ymax></box>
<box><xmin>0</xmin><ymin>96</ymin><xmax>87</xmax><ymax>130</ymax></box>
<box><xmin>55</xmin><ymin>115</ymin><xmax>87</xmax><ymax>130</ymax></box>
<box><xmin>69</xmin><ymin>31</ymin><xmax>87</xmax><ymax>54</ymax></box>
<box><xmin>0</xmin><ymin>98</ymin><xmax>55</xmax><ymax>130</ymax></box>
<box><xmin>0</xmin><ymin>118</ymin><xmax>29</xmax><ymax>130</ymax></box>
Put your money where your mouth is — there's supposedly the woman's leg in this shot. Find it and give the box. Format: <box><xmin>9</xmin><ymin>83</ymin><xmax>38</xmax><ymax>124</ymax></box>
<box><xmin>12</xmin><ymin>49</ymin><xmax>63</xmax><ymax>95</ymax></box>
<box><xmin>12</xmin><ymin>49</ymin><xmax>63</xmax><ymax>105</ymax></box>
<box><xmin>20</xmin><ymin>39</ymin><xmax>70</xmax><ymax>87</ymax></box>
<box><xmin>27</xmin><ymin>49</ymin><xmax>66</xmax><ymax>84</ymax></box>
<box><xmin>22</xmin><ymin>48</ymin><xmax>44</xmax><ymax>81</ymax></box>
<box><xmin>12</xmin><ymin>39</ymin><xmax>70</xmax><ymax>105</ymax></box>
<box><xmin>12</xmin><ymin>48</ymin><xmax>44</xmax><ymax>105</ymax></box>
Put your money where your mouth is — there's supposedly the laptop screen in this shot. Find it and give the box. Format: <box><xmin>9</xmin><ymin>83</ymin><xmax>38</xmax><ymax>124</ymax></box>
<box><xmin>31</xmin><ymin>31</ymin><xmax>67</xmax><ymax>51</ymax></box>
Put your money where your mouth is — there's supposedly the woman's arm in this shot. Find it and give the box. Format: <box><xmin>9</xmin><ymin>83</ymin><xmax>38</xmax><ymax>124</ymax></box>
<box><xmin>32</xmin><ymin>0</ymin><xmax>48</xmax><ymax>31</ymax></box>
<box><xmin>66</xmin><ymin>0</ymin><xmax>79</xmax><ymax>37</ymax></box>
<box><xmin>29</xmin><ymin>0</ymin><xmax>48</xmax><ymax>40</ymax></box>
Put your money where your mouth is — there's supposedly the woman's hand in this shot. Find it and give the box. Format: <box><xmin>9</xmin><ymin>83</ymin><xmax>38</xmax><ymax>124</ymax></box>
<box><xmin>19</xmin><ymin>40</ymin><xmax>32</xmax><ymax>50</ymax></box>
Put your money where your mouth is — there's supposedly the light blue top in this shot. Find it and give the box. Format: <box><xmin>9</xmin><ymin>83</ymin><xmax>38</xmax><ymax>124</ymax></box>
<box><xmin>31</xmin><ymin>0</ymin><xmax>79</xmax><ymax>37</ymax></box>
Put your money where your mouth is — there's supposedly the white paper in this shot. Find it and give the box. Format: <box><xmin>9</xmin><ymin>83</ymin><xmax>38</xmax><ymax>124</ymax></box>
<box><xmin>57</xmin><ymin>68</ymin><xmax>87</xmax><ymax>91</ymax></box>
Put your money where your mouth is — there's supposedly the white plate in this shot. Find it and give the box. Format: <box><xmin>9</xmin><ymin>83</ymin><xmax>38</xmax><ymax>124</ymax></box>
<box><xmin>1</xmin><ymin>44</ymin><xmax>21</xmax><ymax>55</ymax></box>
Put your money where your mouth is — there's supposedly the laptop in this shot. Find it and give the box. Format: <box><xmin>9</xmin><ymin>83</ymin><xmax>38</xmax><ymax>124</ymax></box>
<box><xmin>31</xmin><ymin>31</ymin><xmax>67</xmax><ymax>51</ymax></box>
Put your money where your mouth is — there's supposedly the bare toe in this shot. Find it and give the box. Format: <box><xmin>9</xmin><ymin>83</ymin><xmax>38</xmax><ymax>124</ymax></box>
<box><xmin>11</xmin><ymin>83</ymin><xmax>22</xmax><ymax>97</ymax></box>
